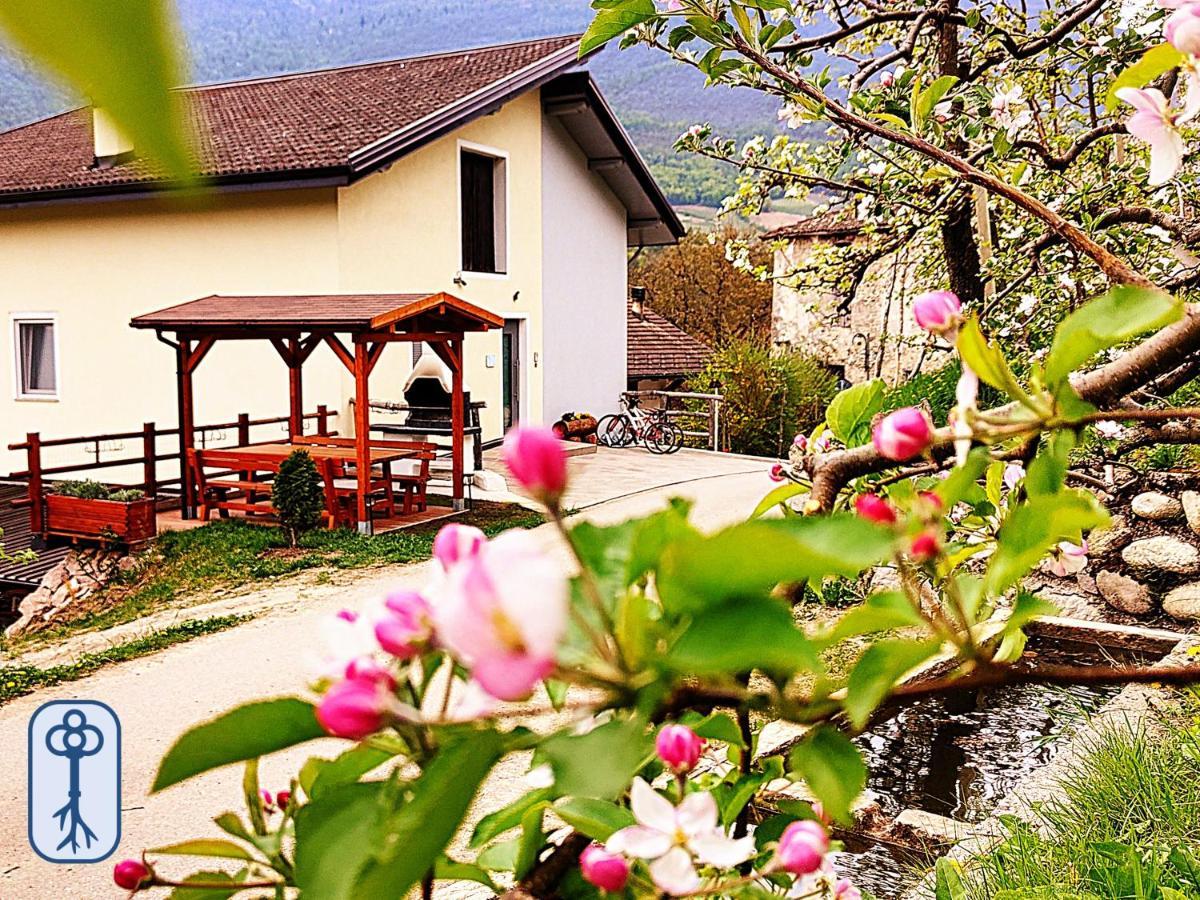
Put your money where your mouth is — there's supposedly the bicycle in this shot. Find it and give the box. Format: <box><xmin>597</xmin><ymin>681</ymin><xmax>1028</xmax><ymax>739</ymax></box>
<box><xmin>596</xmin><ymin>396</ymin><xmax>683</xmax><ymax>454</ymax></box>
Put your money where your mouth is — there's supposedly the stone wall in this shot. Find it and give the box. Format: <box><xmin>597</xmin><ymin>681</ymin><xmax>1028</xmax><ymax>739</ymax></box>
<box><xmin>771</xmin><ymin>235</ymin><xmax>950</xmax><ymax>385</ymax></box>
<box><xmin>5</xmin><ymin>548</ymin><xmax>133</xmax><ymax>637</ymax></box>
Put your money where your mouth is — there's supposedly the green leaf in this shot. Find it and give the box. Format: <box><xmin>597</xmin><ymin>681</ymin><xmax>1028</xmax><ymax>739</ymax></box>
<box><xmin>985</xmin><ymin>491</ymin><xmax>1109</xmax><ymax>596</ymax></box>
<box><xmin>844</xmin><ymin>639</ymin><xmax>943</xmax><ymax>729</ymax></box>
<box><xmin>542</xmin><ymin>715</ymin><xmax>653</xmax><ymax>800</ymax></box>
<box><xmin>666</xmin><ymin>595</ymin><xmax>821</xmax><ymax>675</ymax></box>
<box><xmin>306</xmin><ymin>743</ymin><xmax>397</xmax><ymax>801</ymax></box>
<box><xmin>658</xmin><ymin>516</ymin><xmax>895</xmax><ymax>612</ymax></box>
<box><xmin>554</xmin><ymin>797</ymin><xmax>637</xmax><ymax>841</ymax></box>
<box><xmin>915</xmin><ymin>75</ymin><xmax>958</xmax><ymax>124</ymax></box>
<box><xmin>581</xmin><ymin>0</ymin><xmax>657</xmax><ymax>54</ymax></box>
<box><xmin>720</xmin><ymin>771</ymin><xmax>768</xmax><ymax>828</ymax></box>
<box><xmin>477</xmin><ymin>838</ymin><xmax>520</xmax><ymax>872</ymax></box>
<box><xmin>354</xmin><ymin>731</ymin><xmax>503</xmax><ymax>897</ymax></box>
<box><xmin>1044</xmin><ymin>286</ymin><xmax>1183</xmax><ymax>386</ymax></box>
<box><xmin>1106</xmin><ymin>42</ymin><xmax>1186</xmax><ymax>110</ymax></box>
<box><xmin>817</xmin><ymin>591</ymin><xmax>927</xmax><ymax>648</ymax></box>
<box><xmin>687</xmin><ymin>711</ymin><xmax>747</xmax><ymax>747</ymax></box>
<box><xmin>514</xmin><ymin>805</ymin><xmax>546</xmax><ymax>880</ymax></box>
<box><xmin>164</xmin><ymin>869</ymin><xmax>249</xmax><ymax>900</ymax></box>
<box><xmin>751</xmin><ymin>482</ymin><xmax>808</xmax><ymax>519</ymax></box>
<box><xmin>471</xmin><ymin>788</ymin><xmax>554</xmax><ymax>848</ymax></box>
<box><xmin>826</xmin><ymin>379</ymin><xmax>886</xmax><ymax>446</ymax></box>
<box><xmin>1006</xmin><ymin>591</ymin><xmax>1058</xmax><ymax>633</ymax></box>
<box><xmin>936</xmin><ymin>448</ymin><xmax>991</xmax><ymax>508</ymax></box>
<box><xmin>788</xmin><ymin>726</ymin><xmax>866</xmax><ymax>825</ymax></box>
<box><xmin>294</xmin><ymin>781</ymin><xmax>390</xmax><ymax>899</ymax></box>
<box><xmin>147</xmin><ymin>839</ymin><xmax>258</xmax><ymax>861</ymax></box>
<box><xmin>434</xmin><ymin>857</ymin><xmax>498</xmax><ymax>890</ymax></box>
<box><xmin>0</xmin><ymin>0</ymin><xmax>192</xmax><ymax>181</ymax></box>
<box><xmin>153</xmin><ymin>698</ymin><xmax>325</xmax><ymax>792</ymax></box>
<box><xmin>957</xmin><ymin>318</ymin><xmax>1036</xmax><ymax>409</ymax></box>
<box><xmin>934</xmin><ymin>857</ymin><xmax>968</xmax><ymax>900</ymax></box>
<box><xmin>1025</xmin><ymin>430</ymin><xmax>1076</xmax><ymax>497</ymax></box>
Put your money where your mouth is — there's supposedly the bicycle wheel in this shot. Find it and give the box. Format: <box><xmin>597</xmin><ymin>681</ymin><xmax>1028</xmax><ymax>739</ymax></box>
<box><xmin>643</xmin><ymin>422</ymin><xmax>671</xmax><ymax>454</ymax></box>
<box><xmin>598</xmin><ymin>414</ymin><xmax>633</xmax><ymax>448</ymax></box>
<box><xmin>661</xmin><ymin>422</ymin><xmax>684</xmax><ymax>454</ymax></box>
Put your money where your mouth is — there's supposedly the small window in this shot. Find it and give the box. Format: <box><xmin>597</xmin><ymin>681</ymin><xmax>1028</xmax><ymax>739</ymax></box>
<box><xmin>460</xmin><ymin>148</ymin><xmax>507</xmax><ymax>275</ymax></box>
<box><xmin>14</xmin><ymin>317</ymin><xmax>57</xmax><ymax>398</ymax></box>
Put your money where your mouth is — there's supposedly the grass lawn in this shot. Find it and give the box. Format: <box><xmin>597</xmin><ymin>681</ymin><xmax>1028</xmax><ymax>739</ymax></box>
<box><xmin>3</xmin><ymin>499</ymin><xmax>543</xmax><ymax>652</ymax></box>
<box><xmin>959</xmin><ymin>702</ymin><xmax>1200</xmax><ymax>899</ymax></box>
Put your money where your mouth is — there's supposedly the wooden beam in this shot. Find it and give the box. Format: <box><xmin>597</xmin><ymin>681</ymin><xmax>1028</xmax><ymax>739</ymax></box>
<box><xmin>287</xmin><ymin>337</ymin><xmax>304</xmax><ymax>439</ymax></box>
<box><xmin>179</xmin><ymin>338</ymin><xmax>198</xmax><ymax>517</ymax></box>
<box><xmin>269</xmin><ymin>336</ymin><xmax>295</xmax><ymax>366</ymax></box>
<box><xmin>450</xmin><ymin>336</ymin><xmax>465</xmax><ymax>511</ymax></box>
<box><xmin>353</xmin><ymin>341</ymin><xmax>372</xmax><ymax>534</ymax></box>
<box><xmin>185</xmin><ymin>335</ymin><xmax>217</xmax><ymax>374</ymax></box>
<box><xmin>297</xmin><ymin>333</ymin><xmax>324</xmax><ymax>364</ymax></box>
<box><xmin>429</xmin><ymin>339</ymin><xmax>461</xmax><ymax>372</ymax></box>
<box><xmin>367</xmin><ymin>342</ymin><xmax>386</xmax><ymax>375</ymax></box>
<box><xmin>324</xmin><ymin>334</ymin><xmax>355</xmax><ymax>372</ymax></box>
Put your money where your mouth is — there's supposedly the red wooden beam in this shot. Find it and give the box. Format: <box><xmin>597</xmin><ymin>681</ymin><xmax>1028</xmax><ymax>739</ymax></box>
<box><xmin>287</xmin><ymin>337</ymin><xmax>304</xmax><ymax>439</ymax></box>
<box><xmin>325</xmin><ymin>334</ymin><xmax>355</xmax><ymax>373</ymax></box>
<box><xmin>353</xmin><ymin>341</ymin><xmax>372</xmax><ymax>534</ymax></box>
<box><xmin>185</xmin><ymin>335</ymin><xmax>218</xmax><ymax>374</ymax></box>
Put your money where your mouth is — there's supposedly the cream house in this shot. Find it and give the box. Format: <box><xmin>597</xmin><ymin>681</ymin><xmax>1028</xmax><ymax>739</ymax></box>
<box><xmin>0</xmin><ymin>35</ymin><xmax>681</xmax><ymax>476</ymax></box>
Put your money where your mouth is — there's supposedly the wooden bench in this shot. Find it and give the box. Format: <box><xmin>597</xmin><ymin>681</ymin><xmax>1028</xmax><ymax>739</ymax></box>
<box><xmin>293</xmin><ymin>436</ymin><xmax>437</xmax><ymax>516</ymax></box>
<box><xmin>188</xmin><ymin>448</ymin><xmax>350</xmax><ymax>528</ymax></box>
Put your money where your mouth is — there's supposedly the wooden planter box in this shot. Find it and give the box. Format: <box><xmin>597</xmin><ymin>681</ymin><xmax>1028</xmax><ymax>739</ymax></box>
<box><xmin>43</xmin><ymin>494</ymin><xmax>157</xmax><ymax>546</ymax></box>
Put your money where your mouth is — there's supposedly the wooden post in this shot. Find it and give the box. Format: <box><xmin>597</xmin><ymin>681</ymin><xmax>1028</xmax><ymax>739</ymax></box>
<box><xmin>179</xmin><ymin>339</ymin><xmax>197</xmax><ymax>519</ymax></box>
<box><xmin>354</xmin><ymin>340</ymin><xmax>372</xmax><ymax>535</ymax></box>
<box><xmin>26</xmin><ymin>432</ymin><xmax>43</xmax><ymax>536</ymax></box>
<box><xmin>237</xmin><ymin>413</ymin><xmax>251</xmax><ymax>447</ymax></box>
<box><xmin>143</xmin><ymin>423</ymin><xmax>158</xmax><ymax>497</ymax></box>
<box><xmin>316</xmin><ymin>404</ymin><xmax>330</xmax><ymax>436</ymax></box>
<box><xmin>288</xmin><ymin>337</ymin><xmax>304</xmax><ymax>439</ymax></box>
<box><xmin>450</xmin><ymin>337</ymin><xmax>465</xmax><ymax>511</ymax></box>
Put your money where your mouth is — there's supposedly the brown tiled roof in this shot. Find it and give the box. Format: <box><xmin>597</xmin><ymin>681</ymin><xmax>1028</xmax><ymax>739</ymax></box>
<box><xmin>131</xmin><ymin>292</ymin><xmax>503</xmax><ymax>333</ymax></box>
<box><xmin>628</xmin><ymin>304</ymin><xmax>712</xmax><ymax>379</ymax></box>
<box><xmin>762</xmin><ymin>208</ymin><xmax>864</xmax><ymax>241</ymax></box>
<box><xmin>0</xmin><ymin>35</ymin><xmax>582</xmax><ymax>201</ymax></box>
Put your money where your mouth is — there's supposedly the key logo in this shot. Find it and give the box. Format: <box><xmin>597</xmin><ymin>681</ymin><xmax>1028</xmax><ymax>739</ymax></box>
<box><xmin>28</xmin><ymin>700</ymin><xmax>121</xmax><ymax>863</ymax></box>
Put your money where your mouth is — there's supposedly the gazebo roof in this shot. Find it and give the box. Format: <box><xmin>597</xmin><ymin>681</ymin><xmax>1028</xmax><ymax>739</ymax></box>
<box><xmin>130</xmin><ymin>292</ymin><xmax>503</xmax><ymax>334</ymax></box>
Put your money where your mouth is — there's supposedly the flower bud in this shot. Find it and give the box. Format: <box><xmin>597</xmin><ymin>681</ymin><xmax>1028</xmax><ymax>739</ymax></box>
<box><xmin>769</xmin><ymin>463</ymin><xmax>788</xmax><ymax>483</ymax></box>
<box><xmin>835</xmin><ymin>878</ymin><xmax>863</xmax><ymax>900</ymax></box>
<box><xmin>917</xmin><ymin>491</ymin><xmax>944</xmax><ymax>516</ymax></box>
<box><xmin>776</xmin><ymin>819</ymin><xmax>830</xmax><ymax>875</ymax></box>
<box><xmin>854</xmin><ymin>493</ymin><xmax>897</xmax><ymax>525</ymax></box>
<box><xmin>375</xmin><ymin>590</ymin><xmax>433</xmax><ymax>659</ymax></box>
<box><xmin>792</xmin><ymin>434</ymin><xmax>808</xmax><ymax>452</ymax></box>
<box><xmin>275</xmin><ymin>789</ymin><xmax>291</xmax><ymax>810</ymax></box>
<box><xmin>260</xmin><ymin>789</ymin><xmax>276</xmax><ymax>813</ymax></box>
<box><xmin>879</xmin><ymin>70</ymin><xmax>895</xmax><ymax>87</ymax></box>
<box><xmin>912</xmin><ymin>290</ymin><xmax>963</xmax><ymax>335</ymax></box>
<box><xmin>580</xmin><ymin>843</ymin><xmax>631</xmax><ymax>892</ymax></box>
<box><xmin>1167</xmin><ymin>4</ymin><xmax>1200</xmax><ymax>56</ymax></box>
<box><xmin>113</xmin><ymin>859</ymin><xmax>152</xmax><ymax>891</ymax></box>
<box><xmin>909</xmin><ymin>529</ymin><xmax>942</xmax><ymax>563</ymax></box>
<box><xmin>316</xmin><ymin>675</ymin><xmax>391</xmax><ymax>739</ymax></box>
<box><xmin>655</xmin><ymin>723</ymin><xmax>705</xmax><ymax>773</ymax></box>
<box><xmin>872</xmin><ymin>407</ymin><xmax>935</xmax><ymax>461</ymax></box>
<box><xmin>503</xmin><ymin>425</ymin><xmax>568</xmax><ymax>506</ymax></box>
<box><xmin>343</xmin><ymin>656</ymin><xmax>396</xmax><ymax>688</ymax></box>
<box><xmin>432</xmin><ymin>523</ymin><xmax>486</xmax><ymax>571</ymax></box>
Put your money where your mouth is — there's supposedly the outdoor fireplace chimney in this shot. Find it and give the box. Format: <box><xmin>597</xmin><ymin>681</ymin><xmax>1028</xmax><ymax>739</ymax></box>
<box><xmin>630</xmin><ymin>286</ymin><xmax>647</xmax><ymax>321</ymax></box>
<box><xmin>91</xmin><ymin>107</ymin><xmax>134</xmax><ymax>168</ymax></box>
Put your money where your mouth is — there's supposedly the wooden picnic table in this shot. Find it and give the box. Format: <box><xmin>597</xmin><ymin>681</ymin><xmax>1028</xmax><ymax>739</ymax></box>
<box><xmin>235</xmin><ymin>442</ymin><xmax>418</xmax><ymax>465</ymax></box>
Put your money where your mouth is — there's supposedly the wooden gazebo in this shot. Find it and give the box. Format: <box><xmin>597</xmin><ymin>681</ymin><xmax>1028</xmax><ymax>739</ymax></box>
<box><xmin>131</xmin><ymin>293</ymin><xmax>502</xmax><ymax>534</ymax></box>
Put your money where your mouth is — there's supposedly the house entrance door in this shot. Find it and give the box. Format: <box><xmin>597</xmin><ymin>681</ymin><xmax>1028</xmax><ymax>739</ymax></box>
<box><xmin>502</xmin><ymin>319</ymin><xmax>521</xmax><ymax>430</ymax></box>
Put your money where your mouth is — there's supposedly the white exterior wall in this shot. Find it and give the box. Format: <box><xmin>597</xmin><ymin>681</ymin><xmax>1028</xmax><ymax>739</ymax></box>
<box><xmin>539</xmin><ymin>116</ymin><xmax>628</xmax><ymax>423</ymax></box>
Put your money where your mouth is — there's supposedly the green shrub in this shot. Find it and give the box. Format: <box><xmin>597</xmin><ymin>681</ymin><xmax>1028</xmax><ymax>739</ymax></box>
<box><xmin>882</xmin><ymin>361</ymin><xmax>1004</xmax><ymax>424</ymax></box>
<box><xmin>272</xmin><ymin>450</ymin><xmax>325</xmax><ymax>547</ymax></box>
<box><xmin>690</xmin><ymin>341</ymin><xmax>837</xmax><ymax>457</ymax></box>
<box><xmin>51</xmin><ymin>480</ymin><xmax>145</xmax><ymax>501</ymax></box>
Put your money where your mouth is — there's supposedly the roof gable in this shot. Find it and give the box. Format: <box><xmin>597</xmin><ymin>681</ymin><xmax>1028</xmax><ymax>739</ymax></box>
<box><xmin>627</xmin><ymin>304</ymin><xmax>712</xmax><ymax>379</ymax></box>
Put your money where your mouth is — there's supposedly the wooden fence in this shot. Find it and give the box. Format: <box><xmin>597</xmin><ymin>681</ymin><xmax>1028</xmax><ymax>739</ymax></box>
<box><xmin>7</xmin><ymin>406</ymin><xmax>334</xmax><ymax>534</ymax></box>
<box><xmin>622</xmin><ymin>390</ymin><xmax>722</xmax><ymax>451</ymax></box>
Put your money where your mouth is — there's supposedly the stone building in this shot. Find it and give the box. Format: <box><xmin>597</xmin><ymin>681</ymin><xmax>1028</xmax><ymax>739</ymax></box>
<box><xmin>765</xmin><ymin>211</ymin><xmax>948</xmax><ymax>386</ymax></box>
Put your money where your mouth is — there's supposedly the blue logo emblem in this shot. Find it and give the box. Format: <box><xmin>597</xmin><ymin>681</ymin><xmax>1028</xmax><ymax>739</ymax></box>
<box><xmin>28</xmin><ymin>700</ymin><xmax>121</xmax><ymax>863</ymax></box>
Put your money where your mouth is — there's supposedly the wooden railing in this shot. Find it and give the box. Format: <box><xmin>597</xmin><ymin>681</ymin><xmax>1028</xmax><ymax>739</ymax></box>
<box><xmin>7</xmin><ymin>406</ymin><xmax>335</xmax><ymax>534</ymax></box>
<box><xmin>622</xmin><ymin>390</ymin><xmax>722</xmax><ymax>451</ymax></box>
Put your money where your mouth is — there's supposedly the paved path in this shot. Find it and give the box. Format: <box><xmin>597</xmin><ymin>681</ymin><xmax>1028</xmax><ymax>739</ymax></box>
<box><xmin>0</xmin><ymin>448</ymin><xmax>771</xmax><ymax>898</ymax></box>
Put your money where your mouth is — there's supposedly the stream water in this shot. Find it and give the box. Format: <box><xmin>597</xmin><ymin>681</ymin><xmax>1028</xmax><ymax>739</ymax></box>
<box><xmin>828</xmin><ymin>639</ymin><xmax>1153</xmax><ymax>899</ymax></box>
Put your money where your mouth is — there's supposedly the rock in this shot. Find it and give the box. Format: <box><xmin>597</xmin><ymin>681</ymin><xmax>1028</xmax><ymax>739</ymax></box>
<box><xmin>895</xmin><ymin>809</ymin><xmax>971</xmax><ymax>843</ymax></box>
<box><xmin>1096</xmin><ymin>570</ymin><xmax>1154</xmax><ymax>615</ymax></box>
<box><xmin>1131</xmin><ymin>491</ymin><xmax>1183</xmax><ymax>521</ymax></box>
<box><xmin>1075</xmin><ymin>572</ymin><xmax>1099</xmax><ymax>596</ymax></box>
<box><xmin>117</xmin><ymin>555</ymin><xmax>139</xmax><ymax>575</ymax></box>
<box><xmin>1122</xmin><ymin>536</ymin><xmax>1200</xmax><ymax>575</ymax></box>
<box><xmin>1184</xmin><ymin>492</ymin><xmax>1200</xmax><ymax>536</ymax></box>
<box><xmin>1164</xmin><ymin>582</ymin><xmax>1200</xmax><ymax>620</ymax></box>
<box><xmin>1088</xmin><ymin>515</ymin><xmax>1129</xmax><ymax>557</ymax></box>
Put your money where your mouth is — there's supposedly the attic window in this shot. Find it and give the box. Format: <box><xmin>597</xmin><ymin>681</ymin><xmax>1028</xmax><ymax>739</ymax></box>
<box><xmin>460</xmin><ymin>147</ymin><xmax>508</xmax><ymax>276</ymax></box>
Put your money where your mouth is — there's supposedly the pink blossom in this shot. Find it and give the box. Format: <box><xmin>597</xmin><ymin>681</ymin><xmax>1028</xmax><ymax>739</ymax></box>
<box><xmin>854</xmin><ymin>493</ymin><xmax>897</xmax><ymax>525</ymax></box>
<box><xmin>1116</xmin><ymin>87</ymin><xmax>1187</xmax><ymax>185</ymax></box>
<box><xmin>113</xmin><ymin>859</ymin><xmax>152</xmax><ymax>891</ymax></box>
<box><xmin>432</xmin><ymin>524</ymin><xmax>485</xmax><ymax>571</ymax></box>
<box><xmin>316</xmin><ymin>674</ymin><xmax>393</xmax><ymax>739</ymax></box>
<box><xmin>580</xmin><ymin>844</ymin><xmax>631</xmax><ymax>892</ymax></box>
<box><xmin>776</xmin><ymin>820</ymin><xmax>830</xmax><ymax>875</ymax></box>
<box><xmin>606</xmin><ymin>778</ymin><xmax>756</xmax><ymax>896</ymax></box>
<box><xmin>656</xmin><ymin>724</ymin><xmax>705</xmax><ymax>773</ymax></box>
<box><xmin>374</xmin><ymin>590</ymin><xmax>433</xmax><ymax>659</ymax></box>
<box><xmin>1003</xmin><ymin>463</ymin><xmax>1025</xmax><ymax>491</ymax></box>
<box><xmin>793</xmin><ymin>433</ymin><xmax>808</xmax><ymax>452</ymax></box>
<box><xmin>1166</xmin><ymin>3</ymin><xmax>1200</xmax><ymax>55</ymax></box>
<box><xmin>432</xmin><ymin>529</ymin><xmax>568</xmax><ymax>701</ymax></box>
<box><xmin>912</xmin><ymin>290</ymin><xmax>963</xmax><ymax>335</ymax></box>
<box><xmin>343</xmin><ymin>656</ymin><xmax>396</xmax><ymax>688</ymax></box>
<box><xmin>873</xmin><ymin>407</ymin><xmax>935</xmax><ymax>461</ymax></box>
<box><xmin>503</xmin><ymin>425</ymin><xmax>569</xmax><ymax>506</ymax></box>
<box><xmin>1046</xmin><ymin>540</ymin><xmax>1088</xmax><ymax>577</ymax></box>
<box><xmin>879</xmin><ymin>70</ymin><xmax>895</xmax><ymax>88</ymax></box>
<box><xmin>770</xmin><ymin>463</ymin><xmax>789</xmax><ymax>482</ymax></box>
<box><xmin>835</xmin><ymin>878</ymin><xmax>863</xmax><ymax>900</ymax></box>
<box><xmin>909</xmin><ymin>529</ymin><xmax>942</xmax><ymax>563</ymax></box>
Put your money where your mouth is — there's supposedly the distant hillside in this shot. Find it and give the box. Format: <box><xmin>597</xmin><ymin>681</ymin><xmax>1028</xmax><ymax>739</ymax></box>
<box><xmin>0</xmin><ymin>0</ymin><xmax>786</xmax><ymax>206</ymax></box>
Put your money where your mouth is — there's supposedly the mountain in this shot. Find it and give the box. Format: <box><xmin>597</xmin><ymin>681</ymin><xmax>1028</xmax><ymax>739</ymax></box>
<box><xmin>0</xmin><ymin>0</ymin><xmax>786</xmax><ymax>205</ymax></box>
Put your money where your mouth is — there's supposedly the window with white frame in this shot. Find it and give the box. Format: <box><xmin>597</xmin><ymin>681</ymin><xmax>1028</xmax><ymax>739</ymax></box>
<box><xmin>13</xmin><ymin>316</ymin><xmax>57</xmax><ymax>398</ymax></box>
<box><xmin>460</xmin><ymin>147</ymin><xmax>508</xmax><ymax>275</ymax></box>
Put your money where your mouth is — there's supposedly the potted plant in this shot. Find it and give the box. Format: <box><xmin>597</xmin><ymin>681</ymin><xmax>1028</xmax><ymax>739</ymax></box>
<box><xmin>43</xmin><ymin>480</ymin><xmax>157</xmax><ymax>546</ymax></box>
